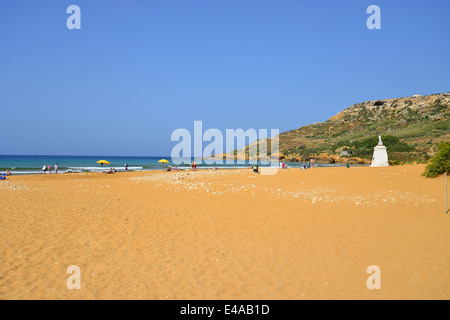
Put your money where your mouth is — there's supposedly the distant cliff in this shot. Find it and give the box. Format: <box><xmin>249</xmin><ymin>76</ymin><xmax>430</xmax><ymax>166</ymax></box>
<box><xmin>215</xmin><ymin>92</ymin><xmax>450</xmax><ymax>164</ymax></box>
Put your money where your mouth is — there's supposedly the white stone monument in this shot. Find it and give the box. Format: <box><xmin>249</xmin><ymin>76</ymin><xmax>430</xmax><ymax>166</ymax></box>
<box><xmin>370</xmin><ymin>136</ymin><xmax>389</xmax><ymax>167</ymax></box>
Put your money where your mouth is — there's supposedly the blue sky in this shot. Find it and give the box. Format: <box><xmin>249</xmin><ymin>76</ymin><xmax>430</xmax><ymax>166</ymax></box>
<box><xmin>1</xmin><ymin>0</ymin><xmax>449</xmax><ymax>156</ymax></box>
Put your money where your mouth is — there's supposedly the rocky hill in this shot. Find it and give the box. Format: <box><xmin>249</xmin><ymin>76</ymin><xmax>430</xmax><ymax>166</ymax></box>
<box><xmin>215</xmin><ymin>92</ymin><xmax>450</xmax><ymax>164</ymax></box>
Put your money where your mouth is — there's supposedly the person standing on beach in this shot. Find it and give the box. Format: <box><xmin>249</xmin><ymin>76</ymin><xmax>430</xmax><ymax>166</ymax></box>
<box><xmin>48</xmin><ymin>164</ymin><xmax>52</xmax><ymax>174</ymax></box>
<box><xmin>55</xmin><ymin>163</ymin><xmax>58</xmax><ymax>174</ymax></box>
<box><xmin>194</xmin><ymin>160</ymin><xmax>197</xmax><ymax>171</ymax></box>
<box><xmin>42</xmin><ymin>164</ymin><xmax>47</xmax><ymax>174</ymax></box>
<box><xmin>125</xmin><ymin>163</ymin><xmax>128</xmax><ymax>172</ymax></box>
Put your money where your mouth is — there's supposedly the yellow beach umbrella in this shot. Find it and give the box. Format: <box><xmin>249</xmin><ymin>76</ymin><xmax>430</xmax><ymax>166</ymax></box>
<box><xmin>158</xmin><ymin>159</ymin><xmax>170</xmax><ymax>170</ymax></box>
<box><xmin>97</xmin><ymin>160</ymin><xmax>110</xmax><ymax>171</ymax></box>
<box><xmin>97</xmin><ymin>160</ymin><xmax>110</xmax><ymax>165</ymax></box>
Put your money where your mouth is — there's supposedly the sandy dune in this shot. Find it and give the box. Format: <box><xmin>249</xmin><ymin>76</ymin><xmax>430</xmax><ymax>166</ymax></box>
<box><xmin>0</xmin><ymin>164</ymin><xmax>448</xmax><ymax>299</ymax></box>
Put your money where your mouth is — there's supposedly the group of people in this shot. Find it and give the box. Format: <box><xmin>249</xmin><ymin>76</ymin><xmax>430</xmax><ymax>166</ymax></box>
<box><xmin>105</xmin><ymin>168</ymin><xmax>118</xmax><ymax>174</ymax></box>
<box><xmin>280</xmin><ymin>162</ymin><xmax>289</xmax><ymax>169</ymax></box>
<box><xmin>302</xmin><ymin>159</ymin><xmax>318</xmax><ymax>169</ymax></box>
<box><xmin>275</xmin><ymin>159</ymin><xmax>320</xmax><ymax>170</ymax></box>
<box><xmin>42</xmin><ymin>163</ymin><xmax>58</xmax><ymax>174</ymax></box>
<box><xmin>103</xmin><ymin>163</ymin><xmax>127</xmax><ymax>174</ymax></box>
<box><xmin>166</xmin><ymin>162</ymin><xmax>217</xmax><ymax>172</ymax></box>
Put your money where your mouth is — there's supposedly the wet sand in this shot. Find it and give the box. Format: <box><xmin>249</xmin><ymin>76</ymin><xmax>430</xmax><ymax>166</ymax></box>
<box><xmin>0</xmin><ymin>164</ymin><xmax>448</xmax><ymax>299</ymax></box>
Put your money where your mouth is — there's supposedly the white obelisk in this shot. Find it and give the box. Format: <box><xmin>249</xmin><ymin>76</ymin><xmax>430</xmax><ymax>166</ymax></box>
<box><xmin>371</xmin><ymin>136</ymin><xmax>389</xmax><ymax>167</ymax></box>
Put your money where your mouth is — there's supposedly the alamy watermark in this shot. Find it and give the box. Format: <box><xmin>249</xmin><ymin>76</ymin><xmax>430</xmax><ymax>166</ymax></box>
<box><xmin>367</xmin><ymin>5</ymin><xmax>381</xmax><ymax>30</ymax></box>
<box><xmin>170</xmin><ymin>121</ymin><xmax>280</xmax><ymax>174</ymax></box>
<box><xmin>366</xmin><ymin>265</ymin><xmax>381</xmax><ymax>289</ymax></box>
<box><xmin>66</xmin><ymin>5</ymin><xmax>81</xmax><ymax>30</ymax></box>
<box><xmin>66</xmin><ymin>5</ymin><xmax>381</xmax><ymax>31</ymax></box>
<box><xmin>66</xmin><ymin>265</ymin><xmax>81</xmax><ymax>289</ymax></box>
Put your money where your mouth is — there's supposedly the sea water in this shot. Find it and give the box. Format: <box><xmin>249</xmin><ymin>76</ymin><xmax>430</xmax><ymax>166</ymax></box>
<box><xmin>0</xmin><ymin>155</ymin><xmax>350</xmax><ymax>175</ymax></box>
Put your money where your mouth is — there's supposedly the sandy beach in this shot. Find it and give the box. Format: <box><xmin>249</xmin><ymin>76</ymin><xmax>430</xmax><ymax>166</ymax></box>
<box><xmin>0</xmin><ymin>164</ymin><xmax>448</xmax><ymax>299</ymax></box>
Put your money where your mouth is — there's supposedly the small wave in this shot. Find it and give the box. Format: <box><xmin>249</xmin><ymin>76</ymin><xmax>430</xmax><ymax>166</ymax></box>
<box><xmin>67</xmin><ymin>166</ymin><xmax>144</xmax><ymax>171</ymax></box>
<box><xmin>8</xmin><ymin>171</ymin><xmax>42</xmax><ymax>175</ymax></box>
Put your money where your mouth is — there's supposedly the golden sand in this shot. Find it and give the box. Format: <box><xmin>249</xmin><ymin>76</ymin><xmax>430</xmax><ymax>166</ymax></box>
<box><xmin>0</xmin><ymin>164</ymin><xmax>449</xmax><ymax>299</ymax></box>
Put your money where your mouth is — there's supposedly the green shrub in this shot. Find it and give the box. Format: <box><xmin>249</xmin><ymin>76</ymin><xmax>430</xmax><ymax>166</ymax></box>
<box><xmin>433</xmin><ymin>121</ymin><xmax>450</xmax><ymax>131</ymax></box>
<box><xmin>423</xmin><ymin>142</ymin><xmax>450</xmax><ymax>178</ymax></box>
<box><xmin>432</xmin><ymin>98</ymin><xmax>448</xmax><ymax>113</ymax></box>
<box><xmin>330</xmin><ymin>135</ymin><xmax>414</xmax><ymax>160</ymax></box>
<box><xmin>389</xmin><ymin>160</ymin><xmax>401</xmax><ymax>166</ymax></box>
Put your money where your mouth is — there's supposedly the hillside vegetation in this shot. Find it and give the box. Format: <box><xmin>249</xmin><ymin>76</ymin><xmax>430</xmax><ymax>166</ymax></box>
<box><xmin>220</xmin><ymin>92</ymin><xmax>450</xmax><ymax>164</ymax></box>
<box><xmin>423</xmin><ymin>141</ymin><xmax>450</xmax><ymax>178</ymax></box>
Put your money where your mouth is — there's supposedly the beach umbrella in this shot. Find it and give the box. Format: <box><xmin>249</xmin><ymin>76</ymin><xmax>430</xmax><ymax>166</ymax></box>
<box><xmin>97</xmin><ymin>160</ymin><xmax>110</xmax><ymax>172</ymax></box>
<box><xmin>158</xmin><ymin>159</ymin><xmax>170</xmax><ymax>170</ymax></box>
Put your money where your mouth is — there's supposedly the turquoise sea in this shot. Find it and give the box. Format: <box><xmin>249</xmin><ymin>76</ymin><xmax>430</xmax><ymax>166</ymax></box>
<box><xmin>0</xmin><ymin>155</ymin><xmax>350</xmax><ymax>175</ymax></box>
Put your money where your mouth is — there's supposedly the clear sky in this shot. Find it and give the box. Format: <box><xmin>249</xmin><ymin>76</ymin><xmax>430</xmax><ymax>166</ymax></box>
<box><xmin>1</xmin><ymin>0</ymin><xmax>449</xmax><ymax>156</ymax></box>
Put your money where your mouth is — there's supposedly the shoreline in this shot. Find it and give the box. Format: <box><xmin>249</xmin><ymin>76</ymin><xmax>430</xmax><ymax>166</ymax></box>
<box><xmin>1</xmin><ymin>163</ymin><xmax>369</xmax><ymax>176</ymax></box>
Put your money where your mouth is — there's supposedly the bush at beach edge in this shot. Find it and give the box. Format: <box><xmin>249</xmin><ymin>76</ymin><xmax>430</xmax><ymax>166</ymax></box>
<box><xmin>423</xmin><ymin>141</ymin><xmax>450</xmax><ymax>178</ymax></box>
